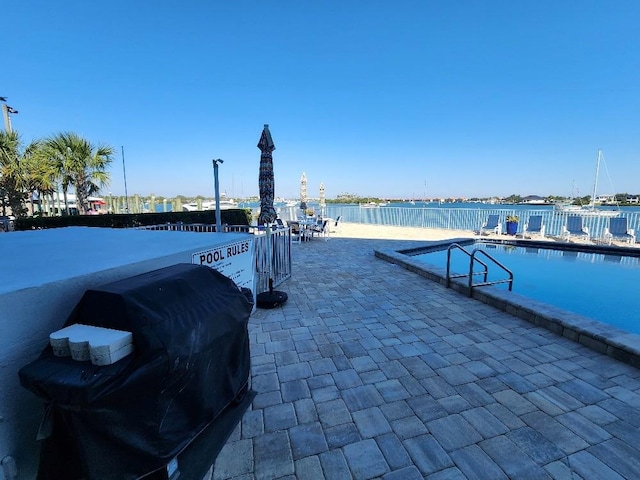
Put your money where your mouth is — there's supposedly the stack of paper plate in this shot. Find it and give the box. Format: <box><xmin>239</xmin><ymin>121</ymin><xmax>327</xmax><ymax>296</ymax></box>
<box><xmin>49</xmin><ymin>324</ymin><xmax>134</xmax><ymax>366</ymax></box>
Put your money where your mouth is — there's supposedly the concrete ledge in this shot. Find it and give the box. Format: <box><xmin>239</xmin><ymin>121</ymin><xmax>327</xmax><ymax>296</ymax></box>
<box><xmin>375</xmin><ymin>243</ymin><xmax>640</xmax><ymax>370</ymax></box>
<box><xmin>2</xmin><ymin>227</ymin><xmax>254</xmax><ymax>478</ymax></box>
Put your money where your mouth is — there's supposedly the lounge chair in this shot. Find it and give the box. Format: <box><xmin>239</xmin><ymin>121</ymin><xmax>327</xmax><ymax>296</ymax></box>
<box><xmin>561</xmin><ymin>216</ymin><xmax>589</xmax><ymax>241</ymax></box>
<box><xmin>603</xmin><ymin>217</ymin><xmax>635</xmax><ymax>245</ymax></box>
<box><xmin>523</xmin><ymin>215</ymin><xmax>545</xmax><ymax>239</ymax></box>
<box><xmin>331</xmin><ymin>215</ymin><xmax>342</xmax><ymax>233</ymax></box>
<box><xmin>479</xmin><ymin>214</ymin><xmax>501</xmax><ymax>235</ymax></box>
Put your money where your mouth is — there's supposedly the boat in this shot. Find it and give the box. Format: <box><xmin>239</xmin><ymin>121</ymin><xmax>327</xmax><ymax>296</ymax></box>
<box><xmin>554</xmin><ymin>150</ymin><xmax>620</xmax><ymax>217</ymax></box>
<box><xmin>553</xmin><ymin>202</ymin><xmax>585</xmax><ymax>213</ymax></box>
<box><xmin>273</xmin><ymin>198</ymin><xmax>298</xmax><ymax>208</ymax></box>
<box><xmin>182</xmin><ymin>193</ymin><xmax>238</xmax><ymax>212</ymax></box>
<box><xmin>360</xmin><ymin>202</ymin><xmax>381</xmax><ymax>208</ymax></box>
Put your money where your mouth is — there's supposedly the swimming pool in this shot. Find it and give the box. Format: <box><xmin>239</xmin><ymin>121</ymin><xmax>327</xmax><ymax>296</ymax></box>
<box><xmin>411</xmin><ymin>240</ymin><xmax>640</xmax><ymax>335</ymax></box>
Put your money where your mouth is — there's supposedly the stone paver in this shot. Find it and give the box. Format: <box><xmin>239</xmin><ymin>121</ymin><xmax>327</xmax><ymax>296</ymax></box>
<box><xmin>288</xmin><ymin>422</ymin><xmax>328</xmax><ymax>460</ymax></box>
<box><xmin>214</xmin><ymin>235</ymin><xmax>640</xmax><ymax>479</ymax></box>
<box><xmin>352</xmin><ymin>407</ymin><xmax>392</xmax><ymax>438</ymax></box>
<box><xmin>319</xmin><ymin>450</ymin><xmax>351</xmax><ymax>480</ymax></box>
<box><xmin>343</xmin><ymin>438</ymin><xmax>390</xmax><ymax>478</ymax></box>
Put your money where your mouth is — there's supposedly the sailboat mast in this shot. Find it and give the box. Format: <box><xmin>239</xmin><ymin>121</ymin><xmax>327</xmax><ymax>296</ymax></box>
<box><xmin>591</xmin><ymin>149</ymin><xmax>602</xmax><ymax>208</ymax></box>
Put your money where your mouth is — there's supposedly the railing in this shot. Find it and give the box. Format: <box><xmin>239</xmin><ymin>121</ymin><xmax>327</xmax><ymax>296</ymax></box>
<box><xmin>0</xmin><ymin>216</ymin><xmax>15</xmax><ymax>232</ymax></box>
<box><xmin>139</xmin><ymin>222</ymin><xmax>255</xmax><ymax>233</ymax></box>
<box><xmin>253</xmin><ymin>227</ymin><xmax>293</xmax><ymax>294</ymax></box>
<box><xmin>446</xmin><ymin>244</ymin><xmax>488</xmax><ymax>288</ymax></box>
<box><xmin>137</xmin><ymin>223</ymin><xmax>292</xmax><ymax>295</ymax></box>
<box><xmin>468</xmin><ymin>249</ymin><xmax>514</xmax><ymax>295</ymax></box>
<box><xmin>446</xmin><ymin>242</ymin><xmax>514</xmax><ymax>296</ymax></box>
<box><xmin>316</xmin><ymin>205</ymin><xmax>640</xmax><ymax>240</ymax></box>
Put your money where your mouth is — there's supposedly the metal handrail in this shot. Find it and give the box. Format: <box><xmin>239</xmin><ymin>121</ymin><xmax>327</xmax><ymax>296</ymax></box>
<box><xmin>468</xmin><ymin>249</ymin><xmax>513</xmax><ymax>296</ymax></box>
<box><xmin>445</xmin><ymin>242</ymin><xmax>514</xmax><ymax>296</ymax></box>
<box><xmin>446</xmin><ymin>243</ymin><xmax>488</xmax><ymax>288</ymax></box>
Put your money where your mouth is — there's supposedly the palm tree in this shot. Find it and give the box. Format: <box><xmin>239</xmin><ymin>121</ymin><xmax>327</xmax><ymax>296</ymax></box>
<box><xmin>44</xmin><ymin>133</ymin><xmax>72</xmax><ymax>214</ymax></box>
<box><xmin>45</xmin><ymin>132</ymin><xmax>81</xmax><ymax>214</ymax></box>
<box><xmin>0</xmin><ymin>131</ymin><xmax>30</xmax><ymax>217</ymax></box>
<box><xmin>21</xmin><ymin>140</ymin><xmax>58</xmax><ymax>215</ymax></box>
<box><xmin>74</xmin><ymin>143</ymin><xmax>113</xmax><ymax>213</ymax></box>
<box><xmin>45</xmin><ymin>132</ymin><xmax>114</xmax><ymax>214</ymax></box>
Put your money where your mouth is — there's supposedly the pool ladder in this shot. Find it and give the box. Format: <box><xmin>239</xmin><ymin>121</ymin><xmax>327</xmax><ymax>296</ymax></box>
<box><xmin>446</xmin><ymin>243</ymin><xmax>513</xmax><ymax>297</ymax></box>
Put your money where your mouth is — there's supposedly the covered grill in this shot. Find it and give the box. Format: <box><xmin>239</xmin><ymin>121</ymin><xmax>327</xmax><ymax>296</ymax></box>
<box><xmin>19</xmin><ymin>263</ymin><xmax>253</xmax><ymax>479</ymax></box>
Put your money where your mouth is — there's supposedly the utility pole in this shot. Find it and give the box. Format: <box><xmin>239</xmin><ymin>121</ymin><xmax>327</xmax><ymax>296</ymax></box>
<box><xmin>122</xmin><ymin>146</ymin><xmax>130</xmax><ymax>213</ymax></box>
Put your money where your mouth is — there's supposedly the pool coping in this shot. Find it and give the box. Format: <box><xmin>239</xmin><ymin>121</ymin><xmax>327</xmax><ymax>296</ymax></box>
<box><xmin>375</xmin><ymin>237</ymin><xmax>640</xmax><ymax>369</ymax></box>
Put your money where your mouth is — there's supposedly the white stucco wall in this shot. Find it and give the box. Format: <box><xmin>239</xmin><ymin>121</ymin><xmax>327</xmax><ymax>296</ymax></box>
<box><xmin>0</xmin><ymin>227</ymin><xmax>253</xmax><ymax>479</ymax></box>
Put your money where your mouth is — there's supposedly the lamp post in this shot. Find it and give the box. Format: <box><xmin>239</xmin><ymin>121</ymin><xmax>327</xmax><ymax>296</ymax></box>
<box><xmin>0</xmin><ymin>97</ymin><xmax>17</xmax><ymax>216</ymax></box>
<box><xmin>0</xmin><ymin>96</ymin><xmax>17</xmax><ymax>133</ymax></box>
<box><xmin>212</xmin><ymin>158</ymin><xmax>224</xmax><ymax>232</ymax></box>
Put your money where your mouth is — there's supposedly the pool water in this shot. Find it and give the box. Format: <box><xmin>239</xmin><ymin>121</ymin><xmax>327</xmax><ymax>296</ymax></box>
<box><xmin>413</xmin><ymin>242</ymin><xmax>640</xmax><ymax>334</ymax></box>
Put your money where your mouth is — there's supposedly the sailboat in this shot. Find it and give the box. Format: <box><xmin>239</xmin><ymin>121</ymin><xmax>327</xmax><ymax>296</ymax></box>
<box><xmin>554</xmin><ymin>150</ymin><xmax>620</xmax><ymax>217</ymax></box>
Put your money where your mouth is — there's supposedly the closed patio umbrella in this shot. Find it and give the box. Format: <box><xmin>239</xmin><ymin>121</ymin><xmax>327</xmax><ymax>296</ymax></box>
<box><xmin>299</xmin><ymin>172</ymin><xmax>308</xmax><ymax>212</ymax></box>
<box><xmin>258</xmin><ymin>124</ymin><xmax>277</xmax><ymax>225</ymax></box>
<box><xmin>319</xmin><ymin>182</ymin><xmax>326</xmax><ymax>217</ymax></box>
<box><xmin>256</xmin><ymin>124</ymin><xmax>287</xmax><ymax>308</ymax></box>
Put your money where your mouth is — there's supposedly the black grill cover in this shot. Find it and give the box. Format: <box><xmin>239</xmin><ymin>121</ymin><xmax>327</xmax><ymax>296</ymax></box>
<box><xmin>19</xmin><ymin>263</ymin><xmax>253</xmax><ymax>480</ymax></box>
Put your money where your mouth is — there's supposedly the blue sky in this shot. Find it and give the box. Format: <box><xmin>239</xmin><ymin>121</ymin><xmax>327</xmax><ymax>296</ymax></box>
<box><xmin>4</xmin><ymin>1</ymin><xmax>639</xmax><ymax>200</ymax></box>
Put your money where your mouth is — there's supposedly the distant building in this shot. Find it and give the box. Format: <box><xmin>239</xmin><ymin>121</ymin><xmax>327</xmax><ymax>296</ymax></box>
<box><xmin>521</xmin><ymin>195</ymin><xmax>547</xmax><ymax>204</ymax></box>
<box><xmin>594</xmin><ymin>194</ymin><xmax>615</xmax><ymax>204</ymax></box>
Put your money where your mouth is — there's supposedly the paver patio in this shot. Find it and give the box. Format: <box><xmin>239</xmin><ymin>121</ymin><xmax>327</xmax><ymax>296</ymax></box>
<box><xmin>213</xmin><ymin>235</ymin><xmax>640</xmax><ymax>479</ymax></box>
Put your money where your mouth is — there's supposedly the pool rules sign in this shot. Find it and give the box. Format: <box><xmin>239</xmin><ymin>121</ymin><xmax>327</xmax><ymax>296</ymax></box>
<box><xmin>192</xmin><ymin>237</ymin><xmax>255</xmax><ymax>294</ymax></box>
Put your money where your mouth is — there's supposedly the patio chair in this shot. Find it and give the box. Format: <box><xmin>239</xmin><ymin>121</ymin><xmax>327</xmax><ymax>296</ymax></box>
<box><xmin>287</xmin><ymin>221</ymin><xmax>303</xmax><ymax>243</ymax></box>
<box><xmin>561</xmin><ymin>216</ymin><xmax>589</xmax><ymax>241</ymax></box>
<box><xmin>309</xmin><ymin>219</ymin><xmax>330</xmax><ymax>241</ymax></box>
<box><xmin>603</xmin><ymin>217</ymin><xmax>635</xmax><ymax>245</ymax></box>
<box><xmin>275</xmin><ymin>218</ymin><xmax>286</xmax><ymax>229</ymax></box>
<box><xmin>523</xmin><ymin>215</ymin><xmax>545</xmax><ymax>239</ymax></box>
<box><xmin>479</xmin><ymin>214</ymin><xmax>501</xmax><ymax>235</ymax></box>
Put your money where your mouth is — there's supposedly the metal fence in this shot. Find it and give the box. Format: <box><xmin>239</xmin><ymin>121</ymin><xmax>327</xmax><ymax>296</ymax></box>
<box><xmin>139</xmin><ymin>222</ymin><xmax>257</xmax><ymax>233</ymax></box>
<box><xmin>137</xmin><ymin>223</ymin><xmax>293</xmax><ymax>294</ymax></box>
<box><xmin>253</xmin><ymin>227</ymin><xmax>293</xmax><ymax>294</ymax></box>
<box><xmin>0</xmin><ymin>216</ymin><xmax>15</xmax><ymax>232</ymax></box>
<box><xmin>320</xmin><ymin>205</ymin><xmax>640</xmax><ymax>240</ymax></box>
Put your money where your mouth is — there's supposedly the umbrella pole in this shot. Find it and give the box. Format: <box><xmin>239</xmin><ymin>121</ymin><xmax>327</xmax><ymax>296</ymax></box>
<box><xmin>267</xmin><ymin>224</ymin><xmax>272</xmax><ymax>285</ymax></box>
<box><xmin>256</xmin><ymin>224</ymin><xmax>288</xmax><ymax>308</ymax></box>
